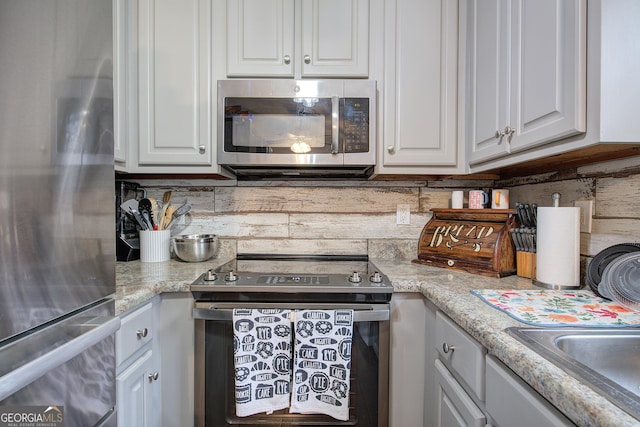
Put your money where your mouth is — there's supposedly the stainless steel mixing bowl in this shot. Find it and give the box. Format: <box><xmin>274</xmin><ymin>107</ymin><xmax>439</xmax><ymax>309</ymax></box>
<box><xmin>172</xmin><ymin>234</ymin><xmax>218</xmax><ymax>262</ymax></box>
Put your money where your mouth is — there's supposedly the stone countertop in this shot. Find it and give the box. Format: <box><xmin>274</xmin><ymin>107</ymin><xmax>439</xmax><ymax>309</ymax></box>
<box><xmin>116</xmin><ymin>258</ymin><xmax>639</xmax><ymax>427</ymax></box>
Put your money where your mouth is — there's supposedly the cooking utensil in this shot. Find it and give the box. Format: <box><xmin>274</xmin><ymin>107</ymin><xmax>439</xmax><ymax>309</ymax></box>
<box><xmin>138</xmin><ymin>198</ymin><xmax>155</xmax><ymax>229</ymax></box>
<box><xmin>158</xmin><ymin>191</ymin><xmax>173</xmax><ymax>230</ymax></box>
<box><xmin>166</xmin><ymin>203</ymin><xmax>192</xmax><ymax>229</ymax></box>
<box><xmin>128</xmin><ymin>207</ymin><xmax>149</xmax><ymax>230</ymax></box>
<box><xmin>172</xmin><ymin>234</ymin><xmax>218</xmax><ymax>262</ymax></box>
<box><xmin>160</xmin><ymin>205</ymin><xmax>176</xmax><ymax>230</ymax></box>
<box><xmin>148</xmin><ymin>197</ymin><xmax>160</xmax><ymax>228</ymax></box>
<box><xmin>120</xmin><ymin>199</ymin><xmax>139</xmax><ymax>214</ymax></box>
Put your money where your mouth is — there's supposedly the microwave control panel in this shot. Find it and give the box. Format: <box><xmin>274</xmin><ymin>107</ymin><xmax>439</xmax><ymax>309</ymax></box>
<box><xmin>341</xmin><ymin>98</ymin><xmax>370</xmax><ymax>153</ymax></box>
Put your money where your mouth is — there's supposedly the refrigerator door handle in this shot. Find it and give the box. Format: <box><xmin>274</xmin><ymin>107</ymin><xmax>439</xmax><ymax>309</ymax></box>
<box><xmin>0</xmin><ymin>316</ymin><xmax>121</xmax><ymax>401</ymax></box>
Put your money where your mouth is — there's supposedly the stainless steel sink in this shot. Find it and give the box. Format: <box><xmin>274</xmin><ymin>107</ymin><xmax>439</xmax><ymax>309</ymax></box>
<box><xmin>507</xmin><ymin>327</ymin><xmax>640</xmax><ymax>419</ymax></box>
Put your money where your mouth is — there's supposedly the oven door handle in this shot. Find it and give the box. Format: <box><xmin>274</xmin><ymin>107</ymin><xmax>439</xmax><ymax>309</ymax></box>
<box><xmin>193</xmin><ymin>303</ymin><xmax>389</xmax><ymax>322</ymax></box>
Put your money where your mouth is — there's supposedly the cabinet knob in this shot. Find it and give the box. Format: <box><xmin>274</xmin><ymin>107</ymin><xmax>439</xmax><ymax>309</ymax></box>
<box><xmin>199</xmin><ymin>145</ymin><xmax>206</xmax><ymax>154</ymax></box>
<box><xmin>148</xmin><ymin>371</ymin><xmax>159</xmax><ymax>382</ymax></box>
<box><xmin>304</xmin><ymin>54</ymin><xmax>311</xmax><ymax>64</ymax></box>
<box><xmin>136</xmin><ymin>328</ymin><xmax>148</xmax><ymax>339</ymax></box>
<box><xmin>442</xmin><ymin>342</ymin><xmax>455</xmax><ymax>354</ymax></box>
<box><xmin>386</xmin><ymin>145</ymin><xmax>395</xmax><ymax>153</ymax></box>
<box><xmin>284</xmin><ymin>55</ymin><xmax>291</xmax><ymax>65</ymax></box>
<box><xmin>503</xmin><ymin>125</ymin><xmax>514</xmax><ymax>136</ymax></box>
<box><xmin>494</xmin><ymin>130</ymin><xmax>503</xmax><ymax>139</ymax></box>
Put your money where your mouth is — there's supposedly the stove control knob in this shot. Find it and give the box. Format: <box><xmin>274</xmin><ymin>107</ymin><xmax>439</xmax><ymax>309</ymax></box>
<box><xmin>369</xmin><ymin>271</ymin><xmax>383</xmax><ymax>283</ymax></box>
<box><xmin>204</xmin><ymin>270</ymin><xmax>218</xmax><ymax>282</ymax></box>
<box><xmin>348</xmin><ymin>271</ymin><xmax>362</xmax><ymax>283</ymax></box>
<box><xmin>225</xmin><ymin>271</ymin><xmax>238</xmax><ymax>282</ymax></box>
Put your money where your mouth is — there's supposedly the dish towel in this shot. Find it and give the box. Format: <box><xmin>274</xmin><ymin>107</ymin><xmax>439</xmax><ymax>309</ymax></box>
<box><xmin>290</xmin><ymin>309</ymin><xmax>354</xmax><ymax>421</ymax></box>
<box><xmin>471</xmin><ymin>289</ymin><xmax>640</xmax><ymax>327</ymax></box>
<box><xmin>233</xmin><ymin>308</ymin><xmax>292</xmax><ymax>417</ymax></box>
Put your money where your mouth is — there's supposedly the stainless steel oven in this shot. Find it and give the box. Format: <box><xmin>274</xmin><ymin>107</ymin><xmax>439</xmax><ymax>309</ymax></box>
<box><xmin>217</xmin><ymin>80</ymin><xmax>376</xmax><ymax>179</ymax></box>
<box><xmin>192</xmin><ymin>255</ymin><xmax>392</xmax><ymax>427</ymax></box>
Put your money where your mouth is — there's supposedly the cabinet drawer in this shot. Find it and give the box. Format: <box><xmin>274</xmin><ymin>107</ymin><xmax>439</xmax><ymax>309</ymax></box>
<box><xmin>486</xmin><ymin>355</ymin><xmax>574</xmax><ymax>427</ymax></box>
<box><xmin>116</xmin><ymin>302</ymin><xmax>154</xmax><ymax>365</ymax></box>
<box><xmin>436</xmin><ymin>311</ymin><xmax>486</xmax><ymax>400</ymax></box>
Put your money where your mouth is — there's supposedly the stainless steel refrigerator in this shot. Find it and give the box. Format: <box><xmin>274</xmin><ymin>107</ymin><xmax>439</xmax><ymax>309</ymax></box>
<box><xmin>0</xmin><ymin>1</ymin><xmax>119</xmax><ymax>426</ymax></box>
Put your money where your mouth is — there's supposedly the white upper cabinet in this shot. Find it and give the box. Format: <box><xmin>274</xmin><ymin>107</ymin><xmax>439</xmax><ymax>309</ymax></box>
<box><xmin>227</xmin><ymin>0</ymin><xmax>295</xmax><ymax>77</ymax></box>
<box><xmin>467</xmin><ymin>0</ymin><xmax>587</xmax><ymax>166</ymax></box>
<box><xmin>375</xmin><ymin>0</ymin><xmax>464</xmax><ymax>174</ymax></box>
<box><xmin>227</xmin><ymin>0</ymin><xmax>369</xmax><ymax>78</ymax></box>
<box><xmin>137</xmin><ymin>0</ymin><xmax>213</xmax><ymax>166</ymax></box>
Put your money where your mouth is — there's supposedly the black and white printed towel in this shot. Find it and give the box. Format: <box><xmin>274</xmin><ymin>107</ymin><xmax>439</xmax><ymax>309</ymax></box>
<box><xmin>233</xmin><ymin>308</ymin><xmax>292</xmax><ymax>417</ymax></box>
<box><xmin>290</xmin><ymin>309</ymin><xmax>354</xmax><ymax>421</ymax></box>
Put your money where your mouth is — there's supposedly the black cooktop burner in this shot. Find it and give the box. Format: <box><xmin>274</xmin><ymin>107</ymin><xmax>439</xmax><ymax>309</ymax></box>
<box><xmin>190</xmin><ymin>254</ymin><xmax>394</xmax><ymax>297</ymax></box>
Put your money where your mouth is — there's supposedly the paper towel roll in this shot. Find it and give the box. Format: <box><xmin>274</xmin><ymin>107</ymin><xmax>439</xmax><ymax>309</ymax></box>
<box><xmin>535</xmin><ymin>207</ymin><xmax>581</xmax><ymax>288</ymax></box>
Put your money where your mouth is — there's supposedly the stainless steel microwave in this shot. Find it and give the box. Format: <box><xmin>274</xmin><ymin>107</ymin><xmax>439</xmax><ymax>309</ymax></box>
<box><xmin>217</xmin><ymin>79</ymin><xmax>376</xmax><ymax>179</ymax></box>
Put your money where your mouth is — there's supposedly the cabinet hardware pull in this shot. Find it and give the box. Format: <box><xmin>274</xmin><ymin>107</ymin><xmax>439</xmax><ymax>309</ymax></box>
<box><xmin>387</xmin><ymin>145</ymin><xmax>395</xmax><ymax>153</ymax></box>
<box><xmin>442</xmin><ymin>342</ymin><xmax>455</xmax><ymax>354</ymax></box>
<box><xmin>148</xmin><ymin>371</ymin><xmax>159</xmax><ymax>382</ymax></box>
<box><xmin>199</xmin><ymin>145</ymin><xmax>205</xmax><ymax>154</ymax></box>
<box><xmin>494</xmin><ymin>130</ymin><xmax>503</xmax><ymax>139</ymax></box>
<box><xmin>503</xmin><ymin>125</ymin><xmax>514</xmax><ymax>136</ymax></box>
<box><xmin>283</xmin><ymin>55</ymin><xmax>291</xmax><ymax>64</ymax></box>
<box><xmin>136</xmin><ymin>328</ymin><xmax>148</xmax><ymax>339</ymax></box>
<box><xmin>304</xmin><ymin>54</ymin><xmax>311</xmax><ymax>64</ymax></box>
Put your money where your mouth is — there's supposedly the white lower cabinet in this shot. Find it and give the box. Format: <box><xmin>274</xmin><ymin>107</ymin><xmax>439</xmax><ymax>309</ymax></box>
<box><xmin>117</xmin><ymin>349</ymin><xmax>160</xmax><ymax>427</ymax></box>
<box><xmin>116</xmin><ymin>298</ymin><xmax>161</xmax><ymax>427</ymax></box>
<box><xmin>116</xmin><ymin>293</ymin><xmax>194</xmax><ymax>427</ymax></box>
<box><xmin>433</xmin><ymin>311</ymin><xmax>486</xmax><ymax>427</ymax></box>
<box><xmin>428</xmin><ymin>310</ymin><xmax>577</xmax><ymax>427</ymax></box>
<box><xmin>485</xmin><ymin>355</ymin><xmax>574</xmax><ymax>427</ymax></box>
<box><xmin>389</xmin><ymin>294</ymin><xmax>435</xmax><ymax>426</ymax></box>
<box><xmin>434</xmin><ymin>359</ymin><xmax>485</xmax><ymax>427</ymax></box>
<box><xmin>155</xmin><ymin>293</ymin><xmax>195</xmax><ymax>427</ymax></box>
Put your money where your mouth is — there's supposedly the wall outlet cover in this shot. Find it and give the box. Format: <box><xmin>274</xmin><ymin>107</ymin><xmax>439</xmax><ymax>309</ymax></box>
<box><xmin>397</xmin><ymin>204</ymin><xmax>411</xmax><ymax>225</ymax></box>
<box><xmin>574</xmin><ymin>200</ymin><xmax>594</xmax><ymax>233</ymax></box>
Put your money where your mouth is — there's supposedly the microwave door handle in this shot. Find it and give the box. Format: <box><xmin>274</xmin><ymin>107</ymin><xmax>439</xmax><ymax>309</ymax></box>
<box><xmin>331</xmin><ymin>96</ymin><xmax>340</xmax><ymax>154</ymax></box>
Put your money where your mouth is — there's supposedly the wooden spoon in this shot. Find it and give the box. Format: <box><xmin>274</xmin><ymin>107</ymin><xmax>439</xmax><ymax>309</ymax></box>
<box><xmin>158</xmin><ymin>191</ymin><xmax>172</xmax><ymax>229</ymax></box>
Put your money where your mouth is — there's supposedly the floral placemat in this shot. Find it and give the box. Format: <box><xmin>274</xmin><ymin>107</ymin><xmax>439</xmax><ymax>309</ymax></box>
<box><xmin>471</xmin><ymin>289</ymin><xmax>640</xmax><ymax>327</ymax></box>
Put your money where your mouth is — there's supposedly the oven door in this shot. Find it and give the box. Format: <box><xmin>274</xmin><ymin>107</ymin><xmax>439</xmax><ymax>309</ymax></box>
<box><xmin>194</xmin><ymin>302</ymin><xmax>389</xmax><ymax>427</ymax></box>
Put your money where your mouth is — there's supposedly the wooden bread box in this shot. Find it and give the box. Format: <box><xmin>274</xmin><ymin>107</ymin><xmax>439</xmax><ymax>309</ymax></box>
<box><xmin>413</xmin><ymin>209</ymin><xmax>518</xmax><ymax>278</ymax></box>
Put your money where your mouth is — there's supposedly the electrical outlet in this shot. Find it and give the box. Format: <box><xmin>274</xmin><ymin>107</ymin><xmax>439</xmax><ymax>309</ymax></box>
<box><xmin>574</xmin><ymin>200</ymin><xmax>594</xmax><ymax>233</ymax></box>
<box><xmin>397</xmin><ymin>204</ymin><xmax>411</xmax><ymax>225</ymax></box>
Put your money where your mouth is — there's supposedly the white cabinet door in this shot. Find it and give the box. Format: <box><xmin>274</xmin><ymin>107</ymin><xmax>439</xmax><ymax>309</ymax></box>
<box><xmin>227</xmin><ymin>0</ymin><xmax>368</xmax><ymax>78</ymax></box>
<box><xmin>227</xmin><ymin>0</ymin><xmax>295</xmax><ymax>77</ymax></box>
<box><xmin>467</xmin><ymin>0</ymin><xmax>586</xmax><ymax>165</ymax></box>
<box><xmin>508</xmin><ymin>0</ymin><xmax>586</xmax><ymax>153</ymax></box>
<box><xmin>466</xmin><ymin>0</ymin><xmax>510</xmax><ymax>165</ymax></box>
<box><xmin>486</xmin><ymin>355</ymin><xmax>574</xmax><ymax>427</ymax></box>
<box><xmin>300</xmin><ymin>0</ymin><xmax>369</xmax><ymax>77</ymax></box>
<box><xmin>116</xmin><ymin>349</ymin><xmax>161</xmax><ymax>427</ymax></box>
<box><xmin>377</xmin><ymin>0</ymin><xmax>463</xmax><ymax>174</ymax></box>
<box><xmin>435</xmin><ymin>359</ymin><xmax>486</xmax><ymax>427</ymax></box>
<box><xmin>389</xmin><ymin>294</ymin><xmax>434</xmax><ymax>426</ymax></box>
<box><xmin>137</xmin><ymin>0</ymin><xmax>213</xmax><ymax>165</ymax></box>
<box><xmin>155</xmin><ymin>293</ymin><xmax>194</xmax><ymax>427</ymax></box>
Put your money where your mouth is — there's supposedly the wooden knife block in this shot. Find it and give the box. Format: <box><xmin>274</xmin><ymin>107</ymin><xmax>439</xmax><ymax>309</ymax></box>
<box><xmin>413</xmin><ymin>209</ymin><xmax>517</xmax><ymax>278</ymax></box>
<box><xmin>516</xmin><ymin>251</ymin><xmax>536</xmax><ymax>279</ymax></box>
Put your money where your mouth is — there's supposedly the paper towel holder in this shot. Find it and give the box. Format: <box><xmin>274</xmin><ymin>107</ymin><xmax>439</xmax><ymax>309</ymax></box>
<box><xmin>532</xmin><ymin>193</ymin><xmax>583</xmax><ymax>290</ymax></box>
